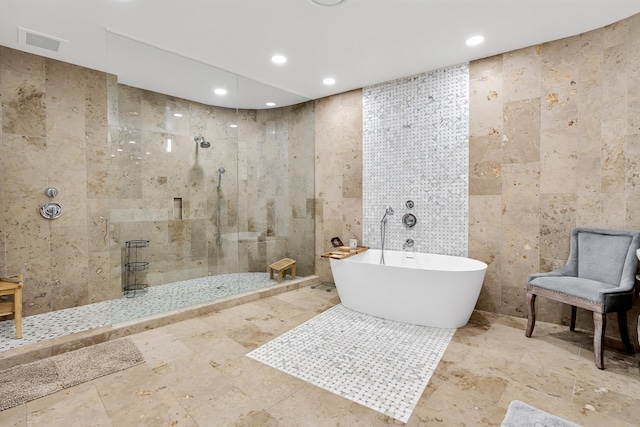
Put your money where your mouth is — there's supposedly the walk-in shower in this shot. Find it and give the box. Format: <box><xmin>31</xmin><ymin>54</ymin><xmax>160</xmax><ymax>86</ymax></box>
<box><xmin>216</xmin><ymin>167</ymin><xmax>225</xmax><ymax>246</ymax></box>
<box><xmin>194</xmin><ymin>135</ymin><xmax>211</xmax><ymax>148</ymax></box>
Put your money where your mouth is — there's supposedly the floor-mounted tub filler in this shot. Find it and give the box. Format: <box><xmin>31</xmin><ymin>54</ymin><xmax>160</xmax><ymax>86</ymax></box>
<box><xmin>330</xmin><ymin>249</ymin><xmax>487</xmax><ymax>328</ymax></box>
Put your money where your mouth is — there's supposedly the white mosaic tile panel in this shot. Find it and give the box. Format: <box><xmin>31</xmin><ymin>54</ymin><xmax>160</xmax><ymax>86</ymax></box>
<box><xmin>362</xmin><ymin>63</ymin><xmax>469</xmax><ymax>257</ymax></box>
<box><xmin>0</xmin><ymin>273</ymin><xmax>278</xmax><ymax>352</ymax></box>
<box><xmin>247</xmin><ymin>304</ymin><xmax>454</xmax><ymax>423</ymax></box>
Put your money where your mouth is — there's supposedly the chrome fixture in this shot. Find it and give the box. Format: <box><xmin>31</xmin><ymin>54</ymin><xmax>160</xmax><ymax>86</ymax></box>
<box><xmin>45</xmin><ymin>187</ymin><xmax>58</xmax><ymax>198</ymax></box>
<box><xmin>217</xmin><ymin>167</ymin><xmax>225</xmax><ymax>188</ymax></box>
<box><xmin>216</xmin><ymin>167</ymin><xmax>225</xmax><ymax>246</ymax></box>
<box><xmin>381</xmin><ymin>206</ymin><xmax>394</xmax><ymax>224</ymax></box>
<box><xmin>40</xmin><ymin>202</ymin><xmax>63</xmax><ymax>220</ymax></box>
<box><xmin>380</xmin><ymin>206</ymin><xmax>394</xmax><ymax>265</ymax></box>
<box><xmin>402</xmin><ymin>213</ymin><xmax>417</xmax><ymax>228</ymax></box>
<box><xmin>405</xmin><ymin>200</ymin><xmax>414</xmax><ymax>209</ymax></box>
<box><xmin>194</xmin><ymin>135</ymin><xmax>211</xmax><ymax>148</ymax></box>
<box><xmin>403</xmin><ymin>238</ymin><xmax>414</xmax><ymax>250</ymax></box>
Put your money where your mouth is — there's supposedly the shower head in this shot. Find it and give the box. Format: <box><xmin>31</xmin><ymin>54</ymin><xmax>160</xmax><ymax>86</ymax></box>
<box><xmin>218</xmin><ymin>167</ymin><xmax>225</xmax><ymax>174</ymax></box>
<box><xmin>386</xmin><ymin>207</ymin><xmax>394</xmax><ymax>215</ymax></box>
<box><xmin>194</xmin><ymin>135</ymin><xmax>211</xmax><ymax>148</ymax></box>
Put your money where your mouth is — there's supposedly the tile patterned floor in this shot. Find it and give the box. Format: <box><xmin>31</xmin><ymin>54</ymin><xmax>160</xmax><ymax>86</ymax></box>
<box><xmin>248</xmin><ymin>304</ymin><xmax>454</xmax><ymax>422</ymax></box>
<box><xmin>0</xmin><ymin>284</ymin><xmax>638</xmax><ymax>426</ymax></box>
<box><xmin>0</xmin><ymin>273</ymin><xmax>279</xmax><ymax>352</ymax></box>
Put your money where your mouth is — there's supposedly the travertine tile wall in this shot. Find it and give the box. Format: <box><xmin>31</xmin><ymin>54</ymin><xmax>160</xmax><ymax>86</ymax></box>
<box><xmin>314</xmin><ymin>91</ymin><xmax>363</xmax><ymax>282</ymax></box>
<box><xmin>0</xmin><ymin>47</ymin><xmax>109</xmax><ymax>314</ymax></box>
<box><xmin>1</xmin><ymin>45</ymin><xmax>316</xmax><ymax>316</ymax></box>
<box><xmin>241</xmin><ymin>105</ymin><xmax>316</xmax><ymax>276</ymax></box>
<box><xmin>469</xmin><ymin>14</ymin><xmax>640</xmax><ymax>345</ymax></box>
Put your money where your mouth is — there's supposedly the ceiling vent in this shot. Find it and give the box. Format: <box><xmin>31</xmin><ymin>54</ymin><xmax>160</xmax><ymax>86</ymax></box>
<box><xmin>18</xmin><ymin>27</ymin><xmax>68</xmax><ymax>55</ymax></box>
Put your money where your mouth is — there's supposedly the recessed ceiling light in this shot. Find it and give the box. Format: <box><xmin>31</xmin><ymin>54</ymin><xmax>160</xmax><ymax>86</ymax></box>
<box><xmin>173</xmin><ymin>113</ymin><xmax>183</xmax><ymax>117</ymax></box>
<box><xmin>323</xmin><ymin>77</ymin><xmax>336</xmax><ymax>85</ymax></box>
<box><xmin>466</xmin><ymin>35</ymin><xmax>484</xmax><ymax>46</ymax></box>
<box><xmin>230</xmin><ymin>124</ymin><xmax>238</xmax><ymax>128</ymax></box>
<box><xmin>271</xmin><ymin>55</ymin><xmax>287</xmax><ymax>64</ymax></box>
<box><xmin>310</xmin><ymin>0</ymin><xmax>344</xmax><ymax>6</ymax></box>
<box><xmin>128</xmin><ymin>140</ymin><xmax>136</xmax><ymax>144</ymax></box>
<box><xmin>266</xmin><ymin>102</ymin><xmax>276</xmax><ymax>107</ymax></box>
<box><xmin>214</xmin><ymin>88</ymin><xmax>227</xmax><ymax>95</ymax></box>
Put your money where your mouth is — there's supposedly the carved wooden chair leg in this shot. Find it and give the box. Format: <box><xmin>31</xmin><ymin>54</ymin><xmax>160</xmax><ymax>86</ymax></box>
<box><xmin>593</xmin><ymin>311</ymin><xmax>606</xmax><ymax>369</ymax></box>
<box><xmin>525</xmin><ymin>291</ymin><xmax>536</xmax><ymax>337</ymax></box>
<box><xmin>570</xmin><ymin>306</ymin><xmax>577</xmax><ymax>331</ymax></box>
<box><xmin>617</xmin><ymin>310</ymin><xmax>634</xmax><ymax>354</ymax></box>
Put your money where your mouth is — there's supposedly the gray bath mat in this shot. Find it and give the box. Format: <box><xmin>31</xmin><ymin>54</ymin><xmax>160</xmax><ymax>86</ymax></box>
<box><xmin>0</xmin><ymin>337</ymin><xmax>144</xmax><ymax>411</ymax></box>
<box><xmin>502</xmin><ymin>400</ymin><xmax>582</xmax><ymax>427</ymax></box>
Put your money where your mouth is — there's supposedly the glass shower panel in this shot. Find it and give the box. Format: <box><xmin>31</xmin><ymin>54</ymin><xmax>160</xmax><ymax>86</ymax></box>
<box><xmin>235</xmin><ymin>101</ymin><xmax>316</xmax><ymax>279</ymax></box>
<box><xmin>105</xmin><ymin>30</ymin><xmax>240</xmax><ymax>323</ymax></box>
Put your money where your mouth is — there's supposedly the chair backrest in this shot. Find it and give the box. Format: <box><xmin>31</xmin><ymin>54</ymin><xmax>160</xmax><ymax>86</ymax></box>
<box><xmin>572</xmin><ymin>228</ymin><xmax>639</xmax><ymax>285</ymax></box>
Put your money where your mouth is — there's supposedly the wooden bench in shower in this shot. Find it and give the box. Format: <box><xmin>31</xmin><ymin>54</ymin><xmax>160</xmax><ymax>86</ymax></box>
<box><xmin>268</xmin><ymin>258</ymin><xmax>296</xmax><ymax>283</ymax></box>
<box><xmin>0</xmin><ymin>274</ymin><xmax>23</xmax><ymax>339</ymax></box>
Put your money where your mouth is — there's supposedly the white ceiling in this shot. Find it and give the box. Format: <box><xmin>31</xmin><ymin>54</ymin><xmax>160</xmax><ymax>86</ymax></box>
<box><xmin>2</xmin><ymin>0</ymin><xmax>640</xmax><ymax>109</ymax></box>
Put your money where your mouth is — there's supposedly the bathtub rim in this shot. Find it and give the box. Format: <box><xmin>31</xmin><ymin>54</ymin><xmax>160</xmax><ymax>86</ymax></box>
<box><xmin>342</xmin><ymin>248</ymin><xmax>488</xmax><ymax>272</ymax></box>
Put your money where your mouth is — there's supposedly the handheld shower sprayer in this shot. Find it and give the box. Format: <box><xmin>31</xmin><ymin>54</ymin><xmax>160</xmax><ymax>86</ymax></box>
<box><xmin>380</xmin><ymin>206</ymin><xmax>394</xmax><ymax>265</ymax></box>
<box><xmin>216</xmin><ymin>166</ymin><xmax>226</xmax><ymax>246</ymax></box>
<box><xmin>217</xmin><ymin>167</ymin><xmax>225</xmax><ymax>189</ymax></box>
<box><xmin>381</xmin><ymin>206</ymin><xmax>394</xmax><ymax>223</ymax></box>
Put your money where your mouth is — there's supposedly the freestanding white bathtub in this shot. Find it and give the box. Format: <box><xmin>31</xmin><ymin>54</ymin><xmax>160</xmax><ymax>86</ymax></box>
<box><xmin>329</xmin><ymin>249</ymin><xmax>487</xmax><ymax>328</ymax></box>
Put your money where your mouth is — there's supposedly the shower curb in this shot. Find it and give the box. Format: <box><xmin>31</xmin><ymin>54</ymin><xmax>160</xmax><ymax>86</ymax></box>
<box><xmin>0</xmin><ymin>275</ymin><xmax>320</xmax><ymax>371</ymax></box>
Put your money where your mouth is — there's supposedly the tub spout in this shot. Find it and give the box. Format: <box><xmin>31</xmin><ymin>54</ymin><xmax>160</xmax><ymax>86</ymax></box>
<box><xmin>403</xmin><ymin>238</ymin><xmax>414</xmax><ymax>250</ymax></box>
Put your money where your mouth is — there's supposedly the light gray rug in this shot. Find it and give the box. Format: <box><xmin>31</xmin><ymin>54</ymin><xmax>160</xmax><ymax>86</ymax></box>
<box><xmin>247</xmin><ymin>304</ymin><xmax>454</xmax><ymax>423</ymax></box>
<box><xmin>502</xmin><ymin>400</ymin><xmax>582</xmax><ymax>427</ymax></box>
<box><xmin>0</xmin><ymin>337</ymin><xmax>144</xmax><ymax>411</ymax></box>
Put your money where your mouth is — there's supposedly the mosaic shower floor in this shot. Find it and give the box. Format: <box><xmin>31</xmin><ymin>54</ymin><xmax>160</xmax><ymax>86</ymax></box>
<box><xmin>0</xmin><ymin>272</ymin><xmax>282</xmax><ymax>353</ymax></box>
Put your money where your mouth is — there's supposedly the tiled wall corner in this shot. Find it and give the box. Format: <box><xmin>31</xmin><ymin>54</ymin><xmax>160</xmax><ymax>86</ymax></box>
<box><xmin>314</xmin><ymin>90</ymin><xmax>363</xmax><ymax>283</ymax></box>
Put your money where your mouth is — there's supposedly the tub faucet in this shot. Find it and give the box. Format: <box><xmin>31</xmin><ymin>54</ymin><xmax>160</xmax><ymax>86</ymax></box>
<box><xmin>403</xmin><ymin>238</ymin><xmax>414</xmax><ymax>250</ymax></box>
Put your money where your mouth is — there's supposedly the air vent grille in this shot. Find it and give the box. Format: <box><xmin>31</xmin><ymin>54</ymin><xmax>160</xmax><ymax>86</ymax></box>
<box><xmin>18</xmin><ymin>27</ymin><xmax>67</xmax><ymax>54</ymax></box>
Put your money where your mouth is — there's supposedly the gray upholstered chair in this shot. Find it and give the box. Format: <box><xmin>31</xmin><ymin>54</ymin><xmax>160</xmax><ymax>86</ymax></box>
<box><xmin>525</xmin><ymin>227</ymin><xmax>640</xmax><ymax>369</ymax></box>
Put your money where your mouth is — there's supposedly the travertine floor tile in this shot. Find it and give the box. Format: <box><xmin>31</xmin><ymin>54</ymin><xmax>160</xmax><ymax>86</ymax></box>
<box><xmin>0</xmin><ymin>403</ymin><xmax>26</xmax><ymax>427</ymax></box>
<box><xmin>216</xmin><ymin>356</ymin><xmax>308</xmax><ymax>408</ymax></box>
<box><xmin>1</xmin><ymin>287</ymin><xmax>638</xmax><ymax>426</ymax></box>
<box><xmin>25</xmin><ymin>383</ymin><xmax>111</xmax><ymax>427</ymax></box>
<box><xmin>266</xmin><ymin>384</ymin><xmax>371</xmax><ymax>427</ymax></box>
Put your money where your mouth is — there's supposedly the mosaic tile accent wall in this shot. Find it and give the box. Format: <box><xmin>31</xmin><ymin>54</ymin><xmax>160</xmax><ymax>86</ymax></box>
<box><xmin>362</xmin><ymin>64</ymin><xmax>469</xmax><ymax>256</ymax></box>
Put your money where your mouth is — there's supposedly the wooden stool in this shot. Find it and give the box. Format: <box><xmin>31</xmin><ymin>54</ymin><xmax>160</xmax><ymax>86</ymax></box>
<box><xmin>268</xmin><ymin>258</ymin><xmax>296</xmax><ymax>283</ymax></box>
<box><xmin>0</xmin><ymin>274</ymin><xmax>23</xmax><ymax>339</ymax></box>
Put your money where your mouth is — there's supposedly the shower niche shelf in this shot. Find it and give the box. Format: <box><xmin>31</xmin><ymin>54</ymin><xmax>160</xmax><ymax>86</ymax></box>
<box><xmin>124</xmin><ymin>240</ymin><xmax>149</xmax><ymax>298</ymax></box>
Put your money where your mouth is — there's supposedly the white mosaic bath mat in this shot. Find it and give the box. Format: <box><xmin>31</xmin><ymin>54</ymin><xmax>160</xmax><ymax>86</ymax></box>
<box><xmin>247</xmin><ymin>304</ymin><xmax>455</xmax><ymax>423</ymax></box>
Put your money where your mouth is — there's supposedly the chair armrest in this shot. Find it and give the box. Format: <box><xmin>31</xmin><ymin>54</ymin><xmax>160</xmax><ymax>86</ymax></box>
<box><xmin>598</xmin><ymin>287</ymin><xmax>631</xmax><ymax>296</ymax></box>
<box><xmin>599</xmin><ymin>274</ymin><xmax>636</xmax><ymax>294</ymax></box>
<box><xmin>527</xmin><ymin>264</ymin><xmax>575</xmax><ymax>282</ymax></box>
